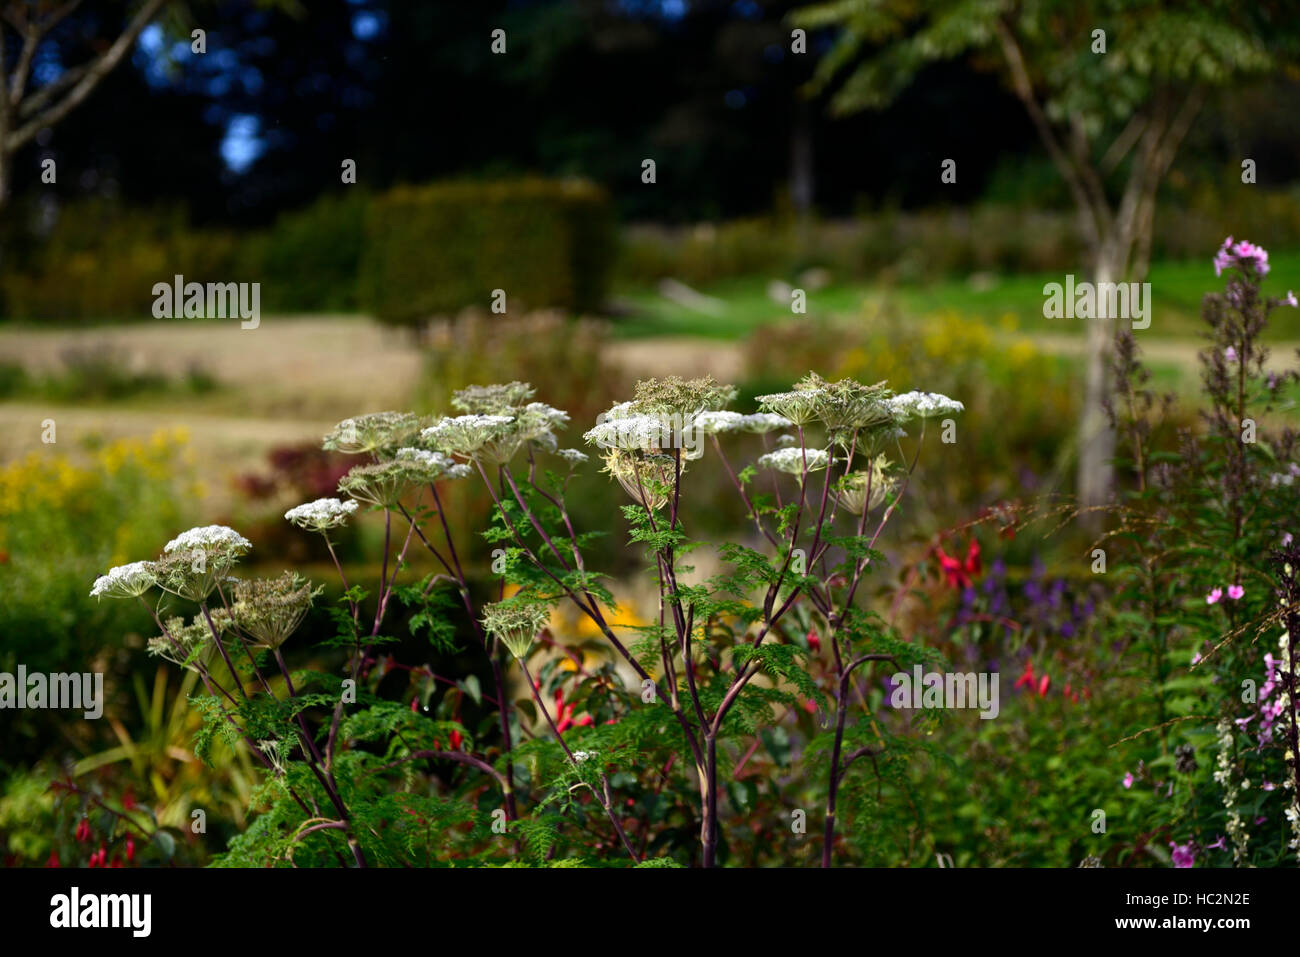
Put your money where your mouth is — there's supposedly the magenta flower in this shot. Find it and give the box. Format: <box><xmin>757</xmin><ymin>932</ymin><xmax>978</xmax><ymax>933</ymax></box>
<box><xmin>1169</xmin><ymin>841</ymin><xmax>1195</xmax><ymax>868</ymax></box>
<box><xmin>1286</xmin><ymin>291</ymin><xmax>1298</xmax><ymax>308</ymax></box>
<box><xmin>1227</xmin><ymin>584</ymin><xmax>1244</xmax><ymax>600</ymax></box>
<box><xmin>1123</xmin><ymin>772</ymin><xmax>1134</xmax><ymax>789</ymax></box>
<box><xmin>1207</xmin><ymin>835</ymin><xmax>1227</xmax><ymax>851</ymax></box>
<box><xmin>1224</xmin><ymin>346</ymin><xmax>1238</xmax><ymax>363</ymax></box>
<box><xmin>1206</xmin><ymin>588</ymin><xmax>1223</xmax><ymax>605</ymax></box>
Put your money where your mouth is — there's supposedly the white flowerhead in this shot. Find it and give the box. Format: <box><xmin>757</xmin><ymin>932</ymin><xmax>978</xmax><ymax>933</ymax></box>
<box><xmin>285</xmin><ymin>497</ymin><xmax>359</xmax><ymax>533</ymax></box>
<box><xmin>557</xmin><ymin>448</ymin><xmax>589</xmax><ymax>465</ymax></box>
<box><xmin>164</xmin><ymin>525</ymin><xmax>252</xmax><ymax>556</ymax></box>
<box><xmin>573</xmin><ymin>750</ymin><xmax>597</xmax><ymax>763</ymax></box>
<box><xmin>756</xmin><ymin>389</ymin><xmax>823</xmax><ymax>427</ymax></box>
<box><xmin>323</xmin><ymin>411</ymin><xmax>422</xmax><ymax>455</ymax></box>
<box><xmin>887</xmin><ymin>391</ymin><xmax>964</xmax><ymax>420</ymax></box>
<box><xmin>90</xmin><ymin>561</ymin><xmax>158</xmax><ymax>599</ymax></box>
<box><xmin>758</xmin><ymin>447</ymin><xmax>829</xmax><ymax>474</ymax></box>
<box><xmin>421</xmin><ymin>414</ymin><xmax>516</xmax><ymax>458</ymax></box>
<box><xmin>693</xmin><ymin>411</ymin><xmax>746</xmax><ymax>435</ymax></box>
<box><xmin>584</xmin><ymin>415</ymin><xmax>671</xmax><ymax>452</ymax></box>
<box><xmin>739</xmin><ymin>412</ymin><xmax>794</xmax><ymax>434</ymax></box>
<box><xmin>481</xmin><ymin>600</ymin><xmax>551</xmax><ymax>659</ymax></box>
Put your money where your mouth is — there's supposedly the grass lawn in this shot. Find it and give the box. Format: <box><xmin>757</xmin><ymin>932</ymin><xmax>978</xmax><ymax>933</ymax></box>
<box><xmin>612</xmin><ymin>249</ymin><xmax>1300</xmax><ymax>341</ymax></box>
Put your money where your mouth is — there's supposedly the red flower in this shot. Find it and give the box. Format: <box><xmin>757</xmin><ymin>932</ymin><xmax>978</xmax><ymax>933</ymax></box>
<box><xmin>75</xmin><ymin>818</ymin><xmax>91</xmax><ymax>843</ymax></box>
<box><xmin>122</xmin><ymin>789</ymin><xmax>136</xmax><ymax>811</ymax></box>
<box><xmin>126</xmin><ymin>836</ymin><xmax>135</xmax><ymax>864</ymax></box>
<box><xmin>45</xmin><ymin>851</ymin><xmax>60</xmax><ymax>868</ymax></box>
<box><xmin>410</xmin><ymin>697</ymin><xmax>420</xmax><ymax>713</ymax></box>
<box><xmin>1038</xmin><ymin>674</ymin><xmax>1050</xmax><ymax>697</ymax></box>
<box><xmin>1013</xmin><ymin>660</ymin><xmax>1035</xmax><ymax>690</ymax></box>
<box><xmin>449</xmin><ymin>729</ymin><xmax>463</xmax><ymax>751</ymax></box>
<box><xmin>936</xmin><ymin>539</ymin><xmax>983</xmax><ymax>590</ymax></box>
<box><xmin>936</xmin><ymin>547</ymin><xmax>970</xmax><ymax>590</ymax></box>
<box><xmin>807</xmin><ymin>629</ymin><xmax>821</xmax><ymax>652</ymax></box>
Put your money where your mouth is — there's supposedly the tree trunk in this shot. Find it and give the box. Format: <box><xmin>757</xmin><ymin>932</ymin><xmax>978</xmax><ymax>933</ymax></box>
<box><xmin>1077</xmin><ymin>250</ymin><xmax>1117</xmax><ymax>514</ymax></box>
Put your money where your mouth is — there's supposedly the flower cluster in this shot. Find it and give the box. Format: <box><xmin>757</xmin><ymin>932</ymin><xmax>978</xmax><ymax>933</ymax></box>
<box><xmin>323</xmin><ymin>412</ymin><xmax>423</xmax><ymax>456</ymax></box>
<box><xmin>285</xmin><ymin>497</ymin><xmax>359</xmax><ymax>532</ymax></box>
<box><xmin>1214</xmin><ymin>236</ymin><xmax>1270</xmax><ymax>278</ymax></box>
<box><xmin>757</xmin><ymin>447</ymin><xmax>829</xmax><ymax>474</ymax></box>
<box><xmin>232</xmin><ymin>572</ymin><xmax>321</xmax><ymax>650</ymax></box>
<box><xmin>90</xmin><ymin>561</ymin><xmax>158</xmax><ymax>599</ymax></box>
<box><xmin>481</xmin><ymin>600</ymin><xmax>551</xmax><ymax>659</ymax></box>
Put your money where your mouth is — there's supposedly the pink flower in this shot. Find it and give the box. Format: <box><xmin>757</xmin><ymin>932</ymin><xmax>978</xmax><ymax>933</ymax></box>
<box><xmin>1227</xmin><ymin>584</ymin><xmax>1244</xmax><ymax>601</ymax></box>
<box><xmin>1169</xmin><ymin>841</ymin><xmax>1196</xmax><ymax>868</ymax></box>
<box><xmin>1285</xmin><ymin>533</ymin><xmax>1294</xmax><ymax>547</ymax></box>
<box><xmin>1225</xmin><ymin>346</ymin><xmax>1238</xmax><ymax>362</ymax></box>
<box><xmin>1285</xmin><ymin>291</ymin><xmax>1298</xmax><ymax>308</ymax></box>
<box><xmin>1207</xmin><ymin>835</ymin><xmax>1227</xmax><ymax>851</ymax></box>
<box><xmin>1206</xmin><ymin>588</ymin><xmax>1223</xmax><ymax>605</ymax></box>
<box><xmin>1123</xmin><ymin>772</ymin><xmax>1134</xmax><ymax>789</ymax></box>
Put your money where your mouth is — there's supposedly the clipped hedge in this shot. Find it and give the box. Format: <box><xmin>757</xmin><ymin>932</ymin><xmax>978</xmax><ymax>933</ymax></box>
<box><xmin>359</xmin><ymin>178</ymin><xmax>614</xmax><ymax>325</ymax></box>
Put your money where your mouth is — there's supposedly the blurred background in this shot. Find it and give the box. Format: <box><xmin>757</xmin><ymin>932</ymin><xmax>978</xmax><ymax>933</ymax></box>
<box><xmin>1</xmin><ymin>0</ymin><xmax>1298</xmax><ymax>866</ymax></box>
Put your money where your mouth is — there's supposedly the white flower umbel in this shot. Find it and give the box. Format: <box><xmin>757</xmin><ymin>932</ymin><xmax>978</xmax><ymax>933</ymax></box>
<box><xmin>758</xmin><ymin>447</ymin><xmax>829</xmax><ymax>474</ymax></box>
<box><xmin>481</xmin><ymin>600</ymin><xmax>551</xmax><ymax>659</ymax></box>
<box><xmin>421</xmin><ymin>415</ymin><xmax>516</xmax><ymax>457</ymax></box>
<box><xmin>739</xmin><ymin>412</ymin><xmax>794</xmax><ymax>434</ymax></box>
<box><xmin>323</xmin><ymin>411</ymin><xmax>423</xmax><ymax>456</ymax></box>
<box><xmin>395</xmin><ymin>447</ymin><xmax>458</xmax><ymax>472</ymax></box>
<box><xmin>90</xmin><ymin>561</ymin><xmax>158</xmax><ymax>599</ymax></box>
<box><xmin>887</xmin><ymin>391</ymin><xmax>964</xmax><ymax>420</ymax></box>
<box><xmin>693</xmin><ymin>411</ymin><xmax>746</xmax><ymax>434</ymax></box>
<box><xmin>756</xmin><ymin>389</ymin><xmax>824</xmax><ymax>427</ymax></box>
<box><xmin>584</xmin><ymin>415</ymin><xmax>671</xmax><ymax>452</ymax></box>
<box><xmin>557</xmin><ymin>448</ymin><xmax>589</xmax><ymax>465</ymax></box>
<box><xmin>164</xmin><ymin>525</ymin><xmax>252</xmax><ymax>556</ymax></box>
<box><xmin>285</xmin><ymin>497</ymin><xmax>359</xmax><ymax>533</ymax></box>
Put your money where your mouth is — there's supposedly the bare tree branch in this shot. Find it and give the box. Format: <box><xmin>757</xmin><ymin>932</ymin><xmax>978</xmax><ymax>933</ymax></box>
<box><xmin>6</xmin><ymin>0</ymin><xmax>169</xmax><ymax>152</ymax></box>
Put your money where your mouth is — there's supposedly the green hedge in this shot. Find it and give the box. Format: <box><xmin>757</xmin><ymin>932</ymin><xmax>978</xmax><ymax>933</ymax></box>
<box><xmin>359</xmin><ymin>178</ymin><xmax>614</xmax><ymax>325</ymax></box>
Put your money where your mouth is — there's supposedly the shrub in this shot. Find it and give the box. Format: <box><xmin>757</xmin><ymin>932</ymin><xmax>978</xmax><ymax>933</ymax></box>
<box><xmin>246</xmin><ymin>191</ymin><xmax>369</xmax><ymax>313</ymax></box>
<box><xmin>358</xmin><ymin>178</ymin><xmax>615</xmax><ymax>326</ymax></box>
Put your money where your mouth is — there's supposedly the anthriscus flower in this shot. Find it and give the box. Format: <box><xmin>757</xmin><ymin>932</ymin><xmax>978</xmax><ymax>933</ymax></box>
<box><xmin>557</xmin><ymin>448</ymin><xmax>589</xmax><ymax>465</ymax></box>
<box><xmin>693</xmin><ymin>411</ymin><xmax>746</xmax><ymax>435</ymax></box>
<box><xmin>338</xmin><ymin>461</ymin><xmax>418</xmax><ymax>508</ymax></box>
<box><xmin>756</xmin><ymin>389</ymin><xmax>822</xmax><ymax>427</ymax></box>
<box><xmin>90</xmin><ymin>561</ymin><xmax>157</xmax><ymax>599</ymax></box>
<box><xmin>584</xmin><ymin>415</ymin><xmax>672</xmax><ymax>452</ymax></box>
<box><xmin>836</xmin><ymin>458</ymin><xmax>895</xmax><ymax>515</ymax></box>
<box><xmin>152</xmin><ymin>525</ymin><xmax>252</xmax><ymax>601</ymax></box>
<box><xmin>758</xmin><ymin>447</ymin><xmax>829</xmax><ymax>475</ymax></box>
<box><xmin>481</xmin><ymin>600</ymin><xmax>551</xmax><ymax>659</ymax></box>
<box><xmin>323</xmin><ymin>412</ymin><xmax>423</xmax><ymax>456</ymax></box>
<box><xmin>452</xmin><ymin>382</ymin><xmax>536</xmax><ymax>415</ymax></box>
<box><xmin>232</xmin><ymin>572</ymin><xmax>321</xmax><ymax>650</ymax></box>
<box><xmin>395</xmin><ymin>446</ymin><xmax>470</xmax><ymax>479</ymax></box>
<box><xmin>739</xmin><ymin>412</ymin><xmax>794</xmax><ymax>434</ymax></box>
<box><xmin>886</xmin><ymin>391</ymin><xmax>964</xmax><ymax>420</ymax></box>
<box><xmin>421</xmin><ymin>414</ymin><xmax>516</xmax><ymax>459</ymax></box>
<box><xmin>164</xmin><ymin>525</ymin><xmax>252</xmax><ymax>556</ymax></box>
<box><xmin>602</xmin><ymin>449</ymin><xmax>676</xmax><ymax>509</ymax></box>
<box><xmin>148</xmin><ymin>613</ymin><xmax>229</xmax><ymax>672</ymax></box>
<box><xmin>285</xmin><ymin>497</ymin><xmax>359</xmax><ymax>533</ymax></box>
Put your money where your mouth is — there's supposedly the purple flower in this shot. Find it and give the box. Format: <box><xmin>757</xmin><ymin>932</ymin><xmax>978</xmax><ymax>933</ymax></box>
<box><xmin>1169</xmin><ymin>841</ymin><xmax>1196</xmax><ymax>868</ymax></box>
<box><xmin>1123</xmin><ymin>772</ymin><xmax>1134</xmax><ymax>790</ymax></box>
<box><xmin>1206</xmin><ymin>588</ymin><xmax>1223</xmax><ymax>605</ymax></box>
<box><xmin>1225</xmin><ymin>346</ymin><xmax>1238</xmax><ymax>363</ymax></box>
<box><xmin>1207</xmin><ymin>835</ymin><xmax>1227</xmax><ymax>851</ymax></box>
<box><xmin>1227</xmin><ymin>584</ymin><xmax>1244</xmax><ymax>601</ymax></box>
<box><xmin>1285</xmin><ymin>290</ymin><xmax>1298</xmax><ymax>308</ymax></box>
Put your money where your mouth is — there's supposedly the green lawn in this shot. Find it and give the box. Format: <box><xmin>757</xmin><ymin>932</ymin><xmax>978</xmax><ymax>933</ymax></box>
<box><xmin>612</xmin><ymin>249</ymin><xmax>1300</xmax><ymax>341</ymax></box>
